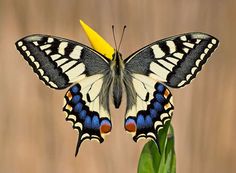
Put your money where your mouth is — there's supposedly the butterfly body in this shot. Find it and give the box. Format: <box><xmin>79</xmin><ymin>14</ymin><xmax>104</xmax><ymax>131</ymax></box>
<box><xmin>16</xmin><ymin>32</ymin><xmax>219</xmax><ymax>155</ymax></box>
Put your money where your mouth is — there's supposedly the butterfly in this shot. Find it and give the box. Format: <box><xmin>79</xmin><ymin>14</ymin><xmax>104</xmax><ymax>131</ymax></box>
<box><xmin>15</xmin><ymin>32</ymin><xmax>219</xmax><ymax>156</ymax></box>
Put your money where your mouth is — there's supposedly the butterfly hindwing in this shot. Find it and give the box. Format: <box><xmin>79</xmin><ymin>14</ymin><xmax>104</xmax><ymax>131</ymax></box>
<box><xmin>15</xmin><ymin>35</ymin><xmax>110</xmax><ymax>89</ymax></box>
<box><xmin>125</xmin><ymin>32</ymin><xmax>219</xmax><ymax>88</ymax></box>
<box><xmin>124</xmin><ymin>73</ymin><xmax>174</xmax><ymax>149</ymax></box>
<box><xmin>63</xmin><ymin>74</ymin><xmax>113</xmax><ymax>156</ymax></box>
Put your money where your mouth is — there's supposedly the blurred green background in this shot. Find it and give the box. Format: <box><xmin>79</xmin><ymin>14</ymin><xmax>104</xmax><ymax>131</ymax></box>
<box><xmin>0</xmin><ymin>0</ymin><xmax>235</xmax><ymax>173</ymax></box>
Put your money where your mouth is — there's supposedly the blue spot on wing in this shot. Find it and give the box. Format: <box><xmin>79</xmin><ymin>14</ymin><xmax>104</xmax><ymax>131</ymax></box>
<box><xmin>145</xmin><ymin>115</ymin><xmax>153</xmax><ymax>128</ymax></box>
<box><xmin>71</xmin><ymin>85</ymin><xmax>80</xmax><ymax>94</ymax></box>
<box><xmin>150</xmin><ymin>109</ymin><xmax>157</xmax><ymax>118</ymax></box>
<box><xmin>84</xmin><ymin>116</ymin><xmax>92</xmax><ymax>128</ymax></box>
<box><xmin>79</xmin><ymin>110</ymin><xmax>86</xmax><ymax>120</ymax></box>
<box><xmin>156</xmin><ymin>83</ymin><xmax>165</xmax><ymax>93</ymax></box>
<box><xmin>137</xmin><ymin>114</ymin><xmax>145</xmax><ymax>129</ymax></box>
<box><xmin>71</xmin><ymin>95</ymin><xmax>81</xmax><ymax>104</ymax></box>
<box><xmin>153</xmin><ymin>102</ymin><xmax>163</xmax><ymax>112</ymax></box>
<box><xmin>74</xmin><ymin>103</ymin><xmax>83</xmax><ymax>113</ymax></box>
<box><xmin>91</xmin><ymin>115</ymin><xmax>100</xmax><ymax>129</ymax></box>
<box><xmin>155</xmin><ymin>93</ymin><xmax>165</xmax><ymax>103</ymax></box>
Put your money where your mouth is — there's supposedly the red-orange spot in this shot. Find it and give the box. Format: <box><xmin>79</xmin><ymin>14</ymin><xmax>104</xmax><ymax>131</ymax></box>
<box><xmin>66</xmin><ymin>91</ymin><xmax>72</xmax><ymax>100</ymax></box>
<box><xmin>100</xmin><ymin>123</ymin><xmax>111</xmax><ymax>134</ymax></box>
<box><xmin>164</xmin><ymin>89</ymin><xmax>170</xmax><ymax>98</ymax></box>
<box><xmin>125</xmin><ymin>122</ymin><xmax>136</xmax><ymax>132</ymax></box>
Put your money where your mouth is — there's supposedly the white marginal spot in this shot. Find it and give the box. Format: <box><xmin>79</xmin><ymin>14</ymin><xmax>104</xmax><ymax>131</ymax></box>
<box><xmin>17</xmin><ymin>41</ymin><xmax>23</xmax><ymax>47</ymax></box>
<box><xmin>186</xmin><ymin>74</ymin><xmax>192</xmax><ymax>81</ymax></box>
<box><xmin>33</xmin><ymin>41</ymin><xmax>39</xmax><ymax>46</ymax></box>
<box><xmin>74</xmin><ymin>122</ymin><xmax>83</xmax><ymax>129</ymax></box>
<box><xmin>200</xmin><ymin>53</ymin><xmax>205</xmax><ymax>60</ymax></box>
<box><xmin>204</xmin><ymin>48</ymin><xmax>209</xmax><ymax>54</ymax></box>
<box><xmin>160</xmin><ymin>113</ymin><xmax>169</xmax><ymax>120</ymax></box>
<box><xmin>208</xmin><ymin>43</ymin><xmax>213</xmax><ymax>48</ymax></box>
<box><xmin>163</xmin><ymin>118</ymin><xmax>170</xmax><ymax>124</ymax></box>
<box><xmin>29</xmin><ymin>56</ymin><xmax>35</xmax><ymax>62</ymax></box>
<box><xmin>81</xmin><ymin>133</ymin><xmax>90</xmax><ymax>139</ymax></box>
<box><xmin>177</xmin><ymin>80</ymin><xmax>186</xmax><ymax>87</ymax></box>
<box><xmin>191</xmin><ymin>67</ymin><xmax>198</xmax><ymax>74</ymax></box>
<box><xmin>158</xmin><ymin>59</ymin><xmax>175</xmax><ymax>71</ymax></box>
<box><xmin>212</xmin><ymin>39</ymin><xmax>217</xmax><ymax>44</ymax></box>
<box><xmin>49</xmin><ymin>81</ymin><xmax>57</xmax><ymax>88</ymax></box>
<box><xmin>70</xmin><ymin>46</ymin><xmax>83</xmax><ymax>59</ymax></box>
<box><xmin>51</xmin><ymin>54</ymin><xmax>61</xmax><ymax>60</ymax></box>
<box><xmin>40</xmin><ymin>44</ymin><xmax>51</xmax><ymax>50</ymax></box>
<box><xmin>154</xmin><ymin>121</ymin><xmax>163</xmax><ymax>129</ymax></box>
<box><xmin>183</xmin><ymin>42</ymin><xmax>194</xmax><ymax>48</ymax></box>
<box><xmin>47</xmin><ymin>38</ymin><xmax>54</xmax><ymax>43</ymax></box>
<box><xmin>43</xmin><ymin>76</ymin><xmax>50</xmax><ymax>82</ymax></box>
<box><xmin>68</xmin><ymin>114</ymin><xmax>77</xmax><ymax>121</ymax></box>
<box><xmin>183</xmin><ymin>48</ymin><xmax>190</xmax><ymax>53</ymax></box>
<box><xmin>151</xmin><ymin>45</ymin><xmax>165</xmax><ymax>58</ymax></box>
<box><xmin>58</xmin><ymin>42</ymin><xmax>68</xmax><ymax>55</ymax></box>
<box><xmin>25</xmin><ymin>50</ymin><xmax>30</xmax><ymax>56</ymax></box>
<box><xmin>173</xmin><ymin>52</ymin><xmax>184</xmax><ymax>59</ymax></box>
<box><xmin>195</xmin><ymin>59</ymin><xmax>201</xmax><ymax>66</ymax></box>
<box><xmin>147</xmin><ymin>133</ymin><xmax>156</xmax><ymax>139</ymax></box>
<box><xmin>38</xmin><ymin>69</ymin><xmax>44</xmax><ymax>75</ymax></box>
<box><xmin>60</xmin><ymin>60</ymin><xmax>77</xmax><ymax>72</ymax></box>
<box><xmin>180</xmin><ymin>36</ymin><xmax>187</xmax><ymax>41</ymax></box>
<box><xmin>150</xmin><ymin>62</ymin><xmax>169</xmax><ymax>80</ymax></box>
<box><xmin>166</xmin><ymin>41</ymin><xmax>176</xmax><ymax>53</ymax></box>
<box><xmin>34</xmin><ymin>62</ymin><xmax>40</xmax><ymax>68</ymax></box>
<box><xmin>22</xmin><ymin>46</ymin><xmax>27</xmax><ymax>51</ymax></box>
<box><xmin>65</xmin><ymin>63</ymin><xmax>86</xmax><ymax>81</ymax></box>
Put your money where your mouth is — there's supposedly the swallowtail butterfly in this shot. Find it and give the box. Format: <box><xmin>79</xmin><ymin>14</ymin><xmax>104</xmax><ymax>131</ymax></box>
<box><xmin>16</xmin><ymin>32</ymin><xmax>219</xmax><ymax>156</ymax></box>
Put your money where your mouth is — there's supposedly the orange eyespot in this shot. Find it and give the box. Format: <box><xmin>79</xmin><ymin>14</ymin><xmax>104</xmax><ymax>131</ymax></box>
<box><xmin>125</xmin><ymin>119</ymin><xmax>137</xmax><ymax>133</ymax></box>
<box><xmin>100</xmin><ymin>122</ymin><xmax>112</xmax><ymax>134</ymax></box>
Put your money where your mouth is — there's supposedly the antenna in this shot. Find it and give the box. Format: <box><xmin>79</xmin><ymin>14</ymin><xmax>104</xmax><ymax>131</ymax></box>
<box><xmin>118</xmin><ymin>25</ymin><xmax>126</xmax><ymax>51</ymax></box>
<box><xmin>112</xmin><ymin>25</ymin><xmax>118</xmax><ymax>50</ymax></box>
<box><xmin>112</xmin><ymin>25</ymin><xmax>127</xmax><ymax>52</ymax></box>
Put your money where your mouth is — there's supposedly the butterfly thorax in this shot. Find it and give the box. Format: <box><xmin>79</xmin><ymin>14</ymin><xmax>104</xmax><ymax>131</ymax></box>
<box><xmin>111</xmin><ymin>51</ymin><xmax>124</xmax><ymax>108</ymax></box>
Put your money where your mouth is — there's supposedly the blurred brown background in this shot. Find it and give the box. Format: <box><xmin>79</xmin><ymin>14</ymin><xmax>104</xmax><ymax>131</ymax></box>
<box><xmin>0</xmin><ymin>0</ymin><xmax>235</xmax><ymax>173</ymax></box>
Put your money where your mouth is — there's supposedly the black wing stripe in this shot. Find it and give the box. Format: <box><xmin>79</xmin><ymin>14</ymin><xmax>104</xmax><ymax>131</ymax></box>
<box><xmin>16</xmin><ymin>40</ymin><xmax>70</xmax><ymax>88</ymax></box>
<box><xmin>125</xmin><ymin>32</ymin><xmax>219</xmax><ymax>88</ymax></box>
<box><xmin>16</xmin><ymin>35</ymin><xmax>111</xmax><ymax>89</ymax></box>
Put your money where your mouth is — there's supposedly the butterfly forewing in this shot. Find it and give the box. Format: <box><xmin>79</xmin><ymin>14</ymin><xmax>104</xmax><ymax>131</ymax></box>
<box><xmin>16</xmin><ymin>34</ymin><xmax>113</xmax><ymax>155</ymax></box>
<box><xmin>15</xmin><ymin>35</ymin><xmax>110</xmax><ymax>89</ymax></box>
<box><xmin>125</xmin><ymin>32</ymin><xmax>219</xmax><ymax>88</ymax></box>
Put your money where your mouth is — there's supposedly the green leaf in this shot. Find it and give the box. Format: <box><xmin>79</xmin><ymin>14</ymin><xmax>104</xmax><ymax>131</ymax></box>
<box><xmin>137</xmin><ymin>122</ymin><xmax>176</xmax><ymax>173</ymax></box>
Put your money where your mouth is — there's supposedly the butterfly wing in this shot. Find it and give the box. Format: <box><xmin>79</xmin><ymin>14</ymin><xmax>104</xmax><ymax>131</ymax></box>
<box><xmin>124</xmin><ymin>32</ymin><xmax>219</xmax><ymax>88</ymax></box>
<box><xmin>124</xmin><ymin>32</ymin><xmax>218</xmax><ymax>148</ymax></box>
<box><xmin>123</xmin><ymin>73</ymin><xmax>174</xmax><ymax>150</ymax></box>
<box><xmin>16</xmin><ymin>35</ymin><xmax>113</xmax><ymax>155</ymax></box>
<box><xmin>15</xmin><ymin>34</ymin><xmax>110</xmax><ymax>89</ymax></box>
<box><xmin>64</xmin><ymin>74</ymin><xmax>112</xmax><ymax>156</ymax></box>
